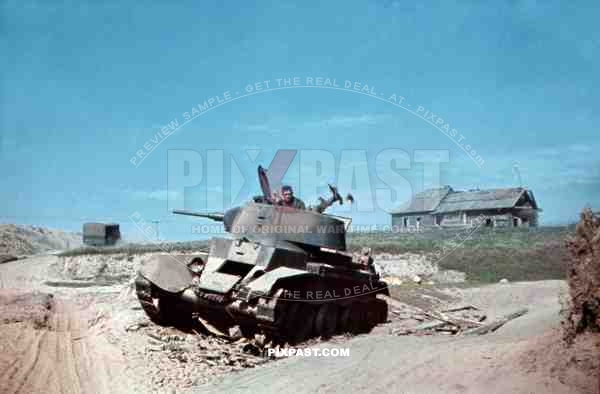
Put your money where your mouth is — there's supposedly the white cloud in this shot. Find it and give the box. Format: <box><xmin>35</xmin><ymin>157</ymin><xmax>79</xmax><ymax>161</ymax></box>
<box><xmin>321</xmin><ymin>114</ymin><xmax>378</xmax><ymax>127</ymax></box>
<box><xmin>130</xmin><ymin>190</ymin><xmax>180</xmax><ymax>201</ymax></box>
<box><xmin>303</xmin><ymin>113</ymin><xmax>391</xmax><ymax>129</ymax></box>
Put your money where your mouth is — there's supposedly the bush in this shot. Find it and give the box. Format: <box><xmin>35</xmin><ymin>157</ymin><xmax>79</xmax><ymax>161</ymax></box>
<box><xmin>564</xmin><ymin>208</ymin><xmax>600</xmax><ymax>342</ymax></box>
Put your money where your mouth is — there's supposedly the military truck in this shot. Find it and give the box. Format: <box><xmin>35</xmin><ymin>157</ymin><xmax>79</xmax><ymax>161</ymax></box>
<box><xmin>82</xmin><ymin>223</ymin><xmax>121</xmax><ymax>246</ymax></box>
<box><xmin>135</xmin><ymin>166</ymin><xmax>389</xmax><ymax>344</ymax></box>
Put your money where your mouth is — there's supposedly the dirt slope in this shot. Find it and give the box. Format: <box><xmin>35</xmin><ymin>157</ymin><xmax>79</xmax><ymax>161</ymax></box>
<box><xmin>0</xmin><ymin>224</ymin><xmax>82</xmax><ymax>256</ymax></box>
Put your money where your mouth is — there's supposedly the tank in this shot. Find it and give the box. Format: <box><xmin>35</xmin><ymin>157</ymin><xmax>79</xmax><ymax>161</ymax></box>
<box><xmin>134</xmin><ymin>165</ymin><xmax>389</xmax><ymax>344</ymax></box>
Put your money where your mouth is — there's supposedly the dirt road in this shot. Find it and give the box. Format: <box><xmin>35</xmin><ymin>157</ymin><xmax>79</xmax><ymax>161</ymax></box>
<box><xmin>0</xmin><ymin>256</ymin><xmax>142</xmax><ymax>394</ymax></box>
<box><xmin>0</xmin><ymin>294</ymin><xmax>136</xmax><ymax>394</ymax></box>
<box><xmin>1</xmin><ymin>255</ymin><xmax>597</xmax><ymax>394</ymax></box>
<box><xmin>199</xmin><ymin>281</ymin><xmax>598</xmax><ymax>394</ymax></box>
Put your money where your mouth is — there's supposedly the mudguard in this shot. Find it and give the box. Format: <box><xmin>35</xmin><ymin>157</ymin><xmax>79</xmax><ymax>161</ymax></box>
<box><xmin>243</xmin><ymin>266</ymin><xmax>315</xmax><ymax>298</ymax></box>
<box><xmin>138</xmin><ymin>254</ymin><xmax>194</xmax><ymax>294</ymax></box>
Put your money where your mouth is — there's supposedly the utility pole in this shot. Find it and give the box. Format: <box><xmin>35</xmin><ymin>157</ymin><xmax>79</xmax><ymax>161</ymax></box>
<box><xmin>513</xmin><ymin>162</ymin><xmax>523</xmax><ymax>187</ymax></box>
<box><xmin>151</xmin><ymin>220</ymin><xmax>160</xmax><ymax>241</ymax></box>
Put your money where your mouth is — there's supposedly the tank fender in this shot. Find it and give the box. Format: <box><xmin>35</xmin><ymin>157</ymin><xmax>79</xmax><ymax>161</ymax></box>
<box><xmin>138</xmin><ymin>254</ymin><xmax>194</xmax><ymax>294</ymax></box>
<box><xmin>242</xmin><ymin>266</ymin><xmax>315</xmax><ymax>298</ymax></box>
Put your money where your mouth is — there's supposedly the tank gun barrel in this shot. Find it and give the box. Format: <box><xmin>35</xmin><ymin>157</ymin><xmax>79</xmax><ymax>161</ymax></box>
<box><xmin>172</xmin><ymin>209</ymin><xmax>224</xmax><ymax>222</ymax></box>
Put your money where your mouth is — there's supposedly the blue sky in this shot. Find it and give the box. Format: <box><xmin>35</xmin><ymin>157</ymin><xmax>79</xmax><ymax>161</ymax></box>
<box><xmin>1</xmin><ymin>0</ymin><xmax>599</xmax><ymax>241</ymax></box>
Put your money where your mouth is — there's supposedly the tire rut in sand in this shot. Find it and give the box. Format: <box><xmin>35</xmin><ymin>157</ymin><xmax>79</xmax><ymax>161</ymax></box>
<box><xmin>0</xmin><ymin>295</ymin><xmax>126</xmax><ymax>394</ymax></box>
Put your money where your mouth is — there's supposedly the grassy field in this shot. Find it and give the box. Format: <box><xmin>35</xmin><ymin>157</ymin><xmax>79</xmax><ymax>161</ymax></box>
<box><xmin>57</xmin><ymin>240</ymin><xmax>210</xmax><ymax>257</ymax></box>
<box><xmin>348</xmin><ymin>225</ymin><xmax>575</xmax><ymax>284</ymax></box>
<box><xmin>58</xmin><ymin>225</ymin><xmax>574</xmax><ymax>285</ymax></box>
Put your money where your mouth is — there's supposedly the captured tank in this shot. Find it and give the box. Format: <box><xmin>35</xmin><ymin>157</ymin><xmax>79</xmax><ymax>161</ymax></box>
<box><xmin>135</xmin><ymin>165</ymin><xmax>389</xmax><ymax>344</ymax></box>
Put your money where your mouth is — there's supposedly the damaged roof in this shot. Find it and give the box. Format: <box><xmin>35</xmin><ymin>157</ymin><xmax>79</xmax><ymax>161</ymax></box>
<box><xmin>435</xmin><ymin>188</ymin><xmax>538</xmax><ymax>213</ymax></box>
<box><xmin>392</xmin><ymin>187</ymin><xmax>540</xmax><ymax>215</ymax></box>
<box><xmin>391</xmin><ymin>186</ymin><xmax>453</xmax><ymax>214</ymax></box>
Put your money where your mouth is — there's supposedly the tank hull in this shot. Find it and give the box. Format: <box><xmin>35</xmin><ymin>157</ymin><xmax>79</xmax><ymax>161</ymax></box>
<box><xmin>135</xmin><ymin>236</ymin><xmax>389</xmax><ymax>343</ymax></box>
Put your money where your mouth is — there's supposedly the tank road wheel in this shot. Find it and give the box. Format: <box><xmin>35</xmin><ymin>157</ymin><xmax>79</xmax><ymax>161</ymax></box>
<box><xmin>135</xmin><ymin>276</ymin><xmax>177</xmax><ymax>325</ymax></box>
<box><xmin>135</xmin><ymin>275</ymin><xmax>193</xmax><ymax>327</ymax></box>
<box><xmin>314</xmin><ymin>303</ymin><xmax>338</xmax><ymax>339</ymax></box>
<box><xmin>338</xmin><ymin>306</ymin><xmax>352</xmax><ymax>334</ymax></box>
<box><xmin>286</xmin><ymin>303</ymin><xmax>315</xmax><ymax>345</ymax></box>
<box><xmin>239</xmin><ymin>324</ymin><xmax>257</xmax><ymax>339</ymax></box>
<box><xmin>269</xmin><ymin>288</ymin><xmax>294</xmax><ymax>344</ymax></box>
<box><xmin>365</xmin><ymin>298</ymin><xmax>385</xmax><ymax>331</ymax></box>
<box><xmin>375</xmin><ymin>298</ymin><xmax>388</xmax><ymax>324</ymax></box>
<box><xmin>283</xmin><ymin>302</ymin><xmax>300</xmax><ymax>331</ymax></box>
<box><xmin>349</xmin><ymin>302</ymin><xmax>370</xmax><ymax>334</ymax></box>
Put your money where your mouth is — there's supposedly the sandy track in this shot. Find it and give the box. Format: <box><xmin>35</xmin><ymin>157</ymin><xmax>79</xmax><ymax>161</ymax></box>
<box><xmin>0</xmin><ymin>293</ymin><xmax>134</xmax><ymax>394</ymax></box>
<box><xmin>199</xmin><ymin>281</ymin><xmax>599</xmax><ymax>394</ymax></box>
<box><xmin>0</xmin><ymin>255</ymin><xmax>139</xmax><ymax>394</ymax></box>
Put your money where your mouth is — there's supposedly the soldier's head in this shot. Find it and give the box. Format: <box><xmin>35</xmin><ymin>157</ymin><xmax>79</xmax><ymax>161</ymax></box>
<box><xmin>281</xmin><ymin>185</ymin><xmax>294</xmax><ymax>203</ymax></box>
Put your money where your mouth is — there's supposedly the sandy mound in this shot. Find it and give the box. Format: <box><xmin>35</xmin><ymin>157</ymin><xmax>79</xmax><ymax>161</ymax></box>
<box><xmin>51</xmin><ymin>254</ymin><xmax>139</xmax><ymax>282</ymax></box>
<box><xmin>0</xmin><ymin>224</ymin><xmax>82</xmax><ymax>256</ymax></box>
<box><xmin>374</xmin><ymin>253</ymin><xmax>466</xmax><ymax>284</ymax></box>
<box><xmin>0</xmin><ymin>290</ymin><xmax>55</xmax><ymax>329</ymax></box>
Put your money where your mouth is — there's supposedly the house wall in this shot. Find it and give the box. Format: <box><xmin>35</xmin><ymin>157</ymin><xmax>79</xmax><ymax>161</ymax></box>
<box><xmin>459</xmin><ymin>209</ymin><xmax>538</xmax><ymax>228</ymax></box>
<box><xmin>391</xmin><ymin>213</ymin><xmax>435</xmax><ymax>229</ymax></box>
<box><xmin>392</xmin><ymin>208</ymin><xmax>539</xmax><ymax>229</ymax></box>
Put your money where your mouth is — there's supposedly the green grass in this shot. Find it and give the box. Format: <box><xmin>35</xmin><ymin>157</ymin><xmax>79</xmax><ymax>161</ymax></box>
<box><xmin>57</xmin><ymin>240</ymin><xmax>209</xmax><ymax>257</ymax></box>
<box><xmin>348</xmin><ymin>225</ymin><xmax>574</xmax><ymax>284</ymax></box>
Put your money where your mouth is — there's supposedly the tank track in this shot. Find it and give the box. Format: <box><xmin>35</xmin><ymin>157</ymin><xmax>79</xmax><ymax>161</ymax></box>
<box><xmin>258</xmin><ymin>286</ymin><xmax>388</xmax><ymax>345</ymax></box>
<box><xmin>134</xmin><ymin>275</ymin><xmax>194</xmax><ymax>327</ymax></box>
<box><xmin>135</xmin><ymin>275</ymin><xmax>388</xmax><ymax>345</ymax></box>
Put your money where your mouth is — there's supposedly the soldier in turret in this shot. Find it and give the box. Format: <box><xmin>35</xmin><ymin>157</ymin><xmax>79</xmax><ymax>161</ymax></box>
<box><xmin>273</xmin><ymin>185</ymin><xmax>306</xmax><ymax>210</ymax></box>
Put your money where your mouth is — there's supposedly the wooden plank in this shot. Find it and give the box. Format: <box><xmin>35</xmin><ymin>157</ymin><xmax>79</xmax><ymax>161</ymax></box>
<box><xmin>463</xmin><ymin>308</ymin><xmax>528</xmax><ymax>335</ymax></box>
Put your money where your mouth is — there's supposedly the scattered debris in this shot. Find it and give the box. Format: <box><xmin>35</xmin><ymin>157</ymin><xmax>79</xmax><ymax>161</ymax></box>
<box><xmin>125</xmin><ymin>320</ymin><xmax>150</xmax><ymax>332</ymax></box>
<box><xmin>44</xmin><ymin>280</ymin><xmax>114</xmax><ymax>288</ymax></box>
<box><xmin>381</xmin><ymin>276</ymin><xmax>403</xmax><ymax>286</ymax></box>
<box><xmin>463</xmin><ymin>308</ymin><xmax>528</xmax><ymax>335</ymax></box>
<box><xmin>441</xmin><ymin>304</ymin><xmax>480</xmax><ymax>313</ymax></box>
<box><xmin>228</xmin><ymin>325</ymin><xmax>243</xmax><ymax>340</ymax></box>
<box><xmin>381</xmin><ymin>294</ymin><xmax>487</xmax><ymax>336</ymax></box>
<box><xmin>0</xmin><ymin>254</ymin><xmax>18</xmax><ymax>264</ymax></box>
